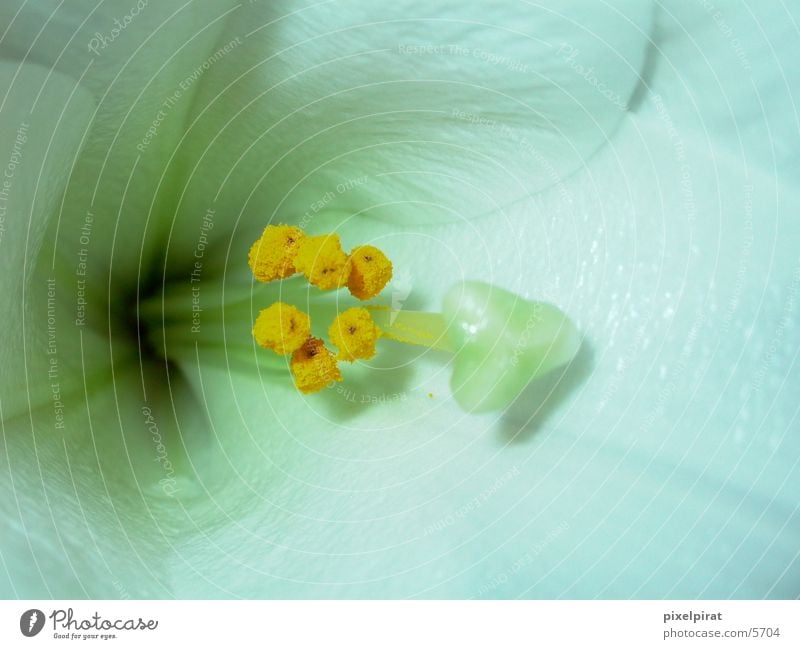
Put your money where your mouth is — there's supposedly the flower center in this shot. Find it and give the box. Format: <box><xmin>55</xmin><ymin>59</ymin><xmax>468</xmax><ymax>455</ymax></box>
<box><xmin>139</xmin><ymin>224</ymin><xmax>582</xmax><ymax>413</ymax></box>
<box><xmin>248</xmin><ymin>224</ymin><xmax>443</xmax><ymax>393</ymax></box>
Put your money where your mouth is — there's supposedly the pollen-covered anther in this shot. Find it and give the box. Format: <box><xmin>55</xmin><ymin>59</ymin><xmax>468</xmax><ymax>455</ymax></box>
<box><xmin>329</xmin><ymin>307</ymin><xmax>381</xmax><ymax>362</ymax></box>
<box><xmin>252</xmin><ymin>302</ymin><xmax>311</xmax><ymax>355</ymax></box>
<box><xmin>293</xmin><ymin>233</ymin><xmax>351</xmax><ymax>291</ymax></box>
<box><xmin>347</xmin><ymin>245</ymin><xmax>393</xmax><ymax>300</ymax></box>
<box><xmin>248</xmin><ymin>224</ymin><xmax>305</xmax><ymax>282</ymax></box>
<box><xmin>290</xmin><ymin>337</ymin><xmax>342</xmax><ymax>393</ymax></box>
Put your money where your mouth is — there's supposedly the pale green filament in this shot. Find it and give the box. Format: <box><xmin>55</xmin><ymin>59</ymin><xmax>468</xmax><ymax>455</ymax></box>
<box><xmin>368</xmin><ymin>307</ymin><xmax>454</xmax><ymax>352</ymax></box>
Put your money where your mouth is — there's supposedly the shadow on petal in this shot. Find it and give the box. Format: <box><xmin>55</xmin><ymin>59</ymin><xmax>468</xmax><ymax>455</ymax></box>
<box><xmin>499</xmin><ymin>339</ymin><xmax>595</xmax><ymax>444</ymax></box>
<box><xmin>316</xmin><ymin>345</ymin><xmax>419</xmax><ymax>421</ymax></box>
<box><xmin>625</xmin><ymin>2</ymin><xmax>662</xmax><ymax>112</ymax></box>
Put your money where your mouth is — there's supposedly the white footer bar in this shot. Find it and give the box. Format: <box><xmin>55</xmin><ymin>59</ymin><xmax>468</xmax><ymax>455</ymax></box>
<box><xmin>1</xmin><ymin>600</ymin><xmax>797</xmax><ymax>648</ymax></box>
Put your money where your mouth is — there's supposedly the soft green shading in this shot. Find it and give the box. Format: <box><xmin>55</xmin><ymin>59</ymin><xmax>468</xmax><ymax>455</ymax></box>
<box><xmin>1</xmin><ymin>0</ymin><xmax>798</xmax><ymax>600</ymax></box>
<box><xmin>443</xmin><ymin>281</ymin><xmax>581</xmax><ymax>413</ymax></box>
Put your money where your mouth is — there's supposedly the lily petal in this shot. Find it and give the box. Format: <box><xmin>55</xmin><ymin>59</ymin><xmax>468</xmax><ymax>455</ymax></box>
<box><xmin>166</xmin><ymin>111</ymin><xmax>800</xmax><ymax>596</ymax></box>
<box><xmin>0</xmin><ymin>0</ymin><xmax>239</xmax><ymax>283</ymax></box>
<box><xmin>0</xmin><ymin>61</ymin><xmax>171</xmax><ymax>598</ymax></box>
<box><xmin>162</xmin><ymin>0</ymin><xmax>652</xmax><ymax>272</ymax></box>
<box><xmin>0</xmin><ymin>61</ymin><xmax>95</xmax><ymax>421</ymax></box>
<box><xmin>638</xmin><ymin>3</ymin><xmax>800</xmax><ymax>180</ymax></box>
<box><xmin>1</xmin><ymin>364</ymin><xmax>196</xmax><ymax>598</ymax></box>
<box><xmin>3</xmin><ymin>2</ymin><xmax>797</xmax><ymax>600</ymax></box>
<box><xmin>0</xmin><ymin>61</ymin><xmax>207</xmax><ymax>599</ymax></box>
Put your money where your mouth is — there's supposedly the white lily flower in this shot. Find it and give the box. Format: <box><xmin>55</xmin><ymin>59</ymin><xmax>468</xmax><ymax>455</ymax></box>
<box><xmin>0</xmin><ymin>1</ymin><xmax>797</xmax><ymax>598</ymax></box>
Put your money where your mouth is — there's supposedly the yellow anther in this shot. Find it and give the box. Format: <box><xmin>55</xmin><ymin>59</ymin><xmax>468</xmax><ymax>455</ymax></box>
<box><xmin>293</xmin><ymin>233</ymin><xmax>351</xmax><ymax>290</ymax></box>
<box><xmin>347</xmin><ymin>245</ymin><xmax>393</xmax><ymax>300</ymax></box>
<box><xmin>252</xmin><ymin>302</ymin><xmax>311</xmax><ymax>355</ymax></box>
<box><xmin>248</xmin><ymin>224</ymin><xmax>305</xmax><ymax>282</ymax></box>
<box><xmin>329</xmin><ymin>307</ymin><xmax>381</xmax><ymax>362</ymax></box>
<box><xmin>290</xmin><ymin>337</ymin><xmax>342</xmax><ymax>393</ymax></box>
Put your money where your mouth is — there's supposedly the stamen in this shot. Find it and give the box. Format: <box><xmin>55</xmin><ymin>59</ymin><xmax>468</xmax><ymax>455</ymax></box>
<box><xmin>347</xmin><ymin>245</ymin><xmax>393</xmax><ymax>300</ymax></box>
<box><xmin>329</xmin><ymin>307</ymin><xmax>380</xmax><ymax>361</ymax></box>
<box><xmin>290</xmin><ymin>337</ymin><xmax>342</xmax><ymax>393</ymax></box>
<box><xmin>252</xmin><ymin>302</ymin><xmax>311</xmax><ymax>355</ymax></box>
<box><xmin>244</xmin><ymin>222</ymin><xmax>580</xmax><ymax>411</ymax></box>
<box><xmin>293</xmin><ymin>233</ymin><xmax>351</xmax><ymax>290</ymax></box>
<box><xmin>248</xmin><ymin>224</ymin><xmax>305</xmax><ymax>282</ymax></box>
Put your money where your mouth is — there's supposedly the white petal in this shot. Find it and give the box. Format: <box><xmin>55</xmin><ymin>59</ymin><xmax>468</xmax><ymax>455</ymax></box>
<box><xmin>0</xmin><ymin>61</ymin><xmax>208</xmax><ymax>598</ymax></box>
<box><xmin>0</xmin><ymin>61</ymin><xmax>178</xmax><ymax>598</ymax></box>
<box><xmin>0</xmin><ymin>61</ymin><xmax>95</xmax><ymax>421</ymax></box>
<box><xmin>637</xmin><ymin>3</ymin><xmax>800</xmax><ymax>179</ymax></box>
<box><xmin>1</xmin><ymin>361</ymin><xmax>207</xmax><ymax>597</ymax></box>
<box><xmin>166</xmin><ymin>110</ymin><xmax>800</xmax><ymax>596</ymax></box>
<box><xmin>163</xmin><ymin>0</ymin><xmax>652</xmax><ymax>271</ymax></box>
<box><xmin>0</xmin><ymin>0</ymin><xmax>240</xmax><ymax>281</ymax></box>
